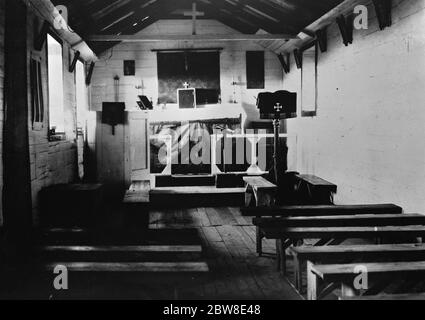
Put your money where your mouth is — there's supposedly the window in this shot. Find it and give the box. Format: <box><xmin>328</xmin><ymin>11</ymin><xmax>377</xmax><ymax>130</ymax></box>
<box><xmin>30</xmin><ymin>55</ymin><xmax>44</xmax><ymax>127</ymax></box>
<box><xmin>301</xmin><ymin>44</ymin><xmax>318</xmax><ymax>117</ymax></box>
<box><xmin>47</xmin><ymin>33</ymin><xmax>64</xmax><ymax>134</ymax></box>
<box><xmin>246</xmin><ymin>51</ymin><xmax>265</xmax><ymax>89</ymax></box>
<box><xmin>157</xmin><ymin>51</ymin><xmax>221</xmax><ymax>105</ymax></box>
<box><xmin>75</xmin><ymin>60</ymin><xmax>88</xmax><ymax>128</ymax></box>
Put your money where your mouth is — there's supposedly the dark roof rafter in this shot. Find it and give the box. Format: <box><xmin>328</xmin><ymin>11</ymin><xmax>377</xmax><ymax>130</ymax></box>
<box><xmin>51</xmin><ymin>0</ymin><xmax>345</xmax><ymax>55</ymax></box>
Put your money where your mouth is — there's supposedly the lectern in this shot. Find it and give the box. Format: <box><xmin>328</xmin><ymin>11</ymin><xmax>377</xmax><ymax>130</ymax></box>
<box><xmin>256</xmin><ymin>90</ymin><xmax>297</xmax><ymax>184</ymax></box>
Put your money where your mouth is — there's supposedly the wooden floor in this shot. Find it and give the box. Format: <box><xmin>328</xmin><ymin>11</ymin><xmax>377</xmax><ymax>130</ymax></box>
<box><xmin>147</xmin><ymin>207</ymin><xmax>302</xmax><ymax>300</ymax></box>
<box><xmin>0</xmin><ymin>207</ymin><xmax>302</xmax><ymax>300</ymax></box>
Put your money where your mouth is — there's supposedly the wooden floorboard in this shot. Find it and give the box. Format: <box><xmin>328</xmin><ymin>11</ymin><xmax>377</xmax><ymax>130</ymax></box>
<box><xmin>1</xmin><ymin>207</ymin><xmax>301</xmax><ymax>300</ymax></box>
<box><xmin>146</xmin><ymin>206</ymin><xmax>302</xmax><ymax>300</ymax></box>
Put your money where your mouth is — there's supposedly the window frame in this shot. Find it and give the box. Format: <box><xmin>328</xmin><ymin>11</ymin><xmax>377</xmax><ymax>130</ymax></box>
<box><xmin>46</xmin><ymin>31</ymin><xmax>65</xmax><ymax>139</ymax></box>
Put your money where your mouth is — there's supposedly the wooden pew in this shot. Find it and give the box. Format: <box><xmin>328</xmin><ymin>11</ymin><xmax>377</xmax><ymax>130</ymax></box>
<box><xmin>40</xmin><ymin>261</ymin><xmax>209</xmax><ymax>287</ymax></box>
<box><xmin>39</xmin><ymin>184</ymin><xmax>104</xmax><ymax>228</ymax></box>
<box><xmin>290</xmin><ymin>243</ymin><xmax>425</xmax><ymax>292</ymax></box>
<box><xmin>243</xmin><ymin>176</ymin><xmax>277</xmax><ymax>255</ymax></box>
<box><xmin>33</xmin><ymin>227</ymin><xmax>201</xmax><ymax>246</ymax></box>
<box><xmin>295</xmin><ymin>174</ymin><xmax>337</xmax><ymax>205</ymax></box>
<box><xmin>35</xmin><ymin>245</ymin><xmax>203</xmax><ymax>262</ymax></box>
<box><xmin>42</xmin><ymin>261</ymin><xmax>208</xmax><ymax>275</ymax></box>
<box><xmin>123</xmin><ymin>181</ymin><xmax>151</xmax><ymax>231</ymax></box>
<box><xmin>243</xmin><ymin>176</ymin><xmax>277</xmax><ymax>207</ymax></box>
<box><xmin>308</xmin><ymin>261</ymin><xmax>425</xmax><ymax>300</ymax></box>
<box><xmin>254</xmin><ymin>213</ymin><xmax>425</xmax><ymax>228</ymax></box>
<box><xmin>247</xmin><ymin>203</ymin><xmax>403</xmax><ymax>256</ymax></box>
<box><xmin>38</xmin><ymin>261</ymin><xmax>209</xmax><ymax>298</ymax></box>
<box><xmin>242</xmin><ymin>204</ymin><xmax>403</xmax><ymax>217</ymax></box>
<box><xmin>261</xmin><ymin>226</ymin><xmax>425</xmax><ymax>274</ymax></box>
<box><xmin>338</xmin><ymin>293</ymin><xmax>425</xmax><ymax>300</ymax></box>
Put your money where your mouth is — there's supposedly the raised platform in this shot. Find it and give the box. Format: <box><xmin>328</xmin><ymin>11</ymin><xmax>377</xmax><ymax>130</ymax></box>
<box><xmin>150</xmin><ymin>186</ymin><xmax>246</xmax><ymax>208</ymax></box>
<box><xmin>155</xmin><ymin>174</ymin><xmax>216</xmax><ymax>187</ymax></box>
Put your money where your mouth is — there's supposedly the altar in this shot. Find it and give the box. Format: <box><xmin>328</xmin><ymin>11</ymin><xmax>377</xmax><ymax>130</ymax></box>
<box><xmin>149</xmin><ymin>106</ymin><xmax>244</xmax><ymax>175</ymax></box>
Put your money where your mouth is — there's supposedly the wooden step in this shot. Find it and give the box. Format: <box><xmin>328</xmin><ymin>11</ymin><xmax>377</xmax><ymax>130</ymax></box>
<box><xmin>242</xmin><ymin>204</ymin><xmax>403</xmax><ymax>217</ymax></box>
<box><xmin>155</xmin><ymin>175</ymin><xmax>216</xmax><ymax>187</ymax></box>
<box><xmin>150</xmin><ymin>186</ymin><xmax>245</xmax><ymax>208</ymax></box>
<box><xmin>35</xmin><ymin>245</ymin><xmax>203</xmax><ymax>262</ymax></box>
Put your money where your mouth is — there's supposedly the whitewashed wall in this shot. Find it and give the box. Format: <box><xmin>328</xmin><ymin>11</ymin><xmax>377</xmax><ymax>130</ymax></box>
<box><xmin>27</xmin><ymin>10</ymin><xmax>82</xmax><ymax>224</ymax></box>
<box><xmin>91</xmin><ymin>20</ymin><xmax>284</xmax><ymax>128</ymax></box>
<box><xmin>284</xmin><ymin>0</ymin><xmax>425</xmax><ymax>212</ymax></box>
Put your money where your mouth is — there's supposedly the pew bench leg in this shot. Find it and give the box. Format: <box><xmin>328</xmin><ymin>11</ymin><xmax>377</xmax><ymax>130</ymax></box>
<box><xmin>276</xmin><ymin>238</ymin><xmax>292</xmax><ymax>275</ymax></box>
<box><xmin>256</xmin><ymin>190</ymin><xmax>275</xmax><ymax>207</ymax></box>
<box><xmin>293</xmin><ymin>255</ymin><xmax>303</xmax><ymax>292</ymax></box>
<box><xmin>307</xmin><ymin>261</ymin><xmax>320</xmax><ymax>300</ymax></box>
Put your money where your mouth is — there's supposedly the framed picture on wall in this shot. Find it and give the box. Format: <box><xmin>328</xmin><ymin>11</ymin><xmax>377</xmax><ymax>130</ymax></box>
<box><xmin>301</xmin><ymin>44</ymin><xmax>318</xmax><ymax>117</ymax></box>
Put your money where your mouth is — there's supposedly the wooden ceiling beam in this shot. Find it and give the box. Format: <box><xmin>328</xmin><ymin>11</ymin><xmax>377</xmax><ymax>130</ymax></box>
<box><xmin>212</xmin><ymin>0</ymin><xmax>285</xmax><ymax>34</ymax></box>
<box><xmin>105</xmin><ymin>0</ymin><xmax>191</xmax><ymax>35</ymax></box>
<box><xmin>197</xmin><ymin>1</ymin><xmax>259</xmax><ymax>34</ymax></box>
<box><xmin>88</xmin><ymin>34</ymin><xmax>297</xmax><ymax>42</ymax></box>
<box><xmin>235</xmin><ymin>0</ymin><xmax>299</xmax><ymax>34</ymax></box>
<box><xmin>81</xmin><ymin>0</ymin><xmax>154</xmax><ymax>36</ymax></box>
<box><xmin>277</xmin><ymin>0</ymin><xmax>369</xmax><ymax>54</ymax></box>
<box><xmin>91</xmin><ymin>0</ymin><xmax>134</xmax><ymax>20</ymax></box>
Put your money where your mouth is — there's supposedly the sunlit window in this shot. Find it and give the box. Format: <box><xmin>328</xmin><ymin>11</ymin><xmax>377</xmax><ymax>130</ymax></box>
<box><xmin>75</xmin><ymin>60</ymin><xmax>88</xmax><ymax>128</ymax></box>
<box><xmin>47</xmin><ymin>34</ymin><xmax>64</xmax><ymax>134</ymax></box>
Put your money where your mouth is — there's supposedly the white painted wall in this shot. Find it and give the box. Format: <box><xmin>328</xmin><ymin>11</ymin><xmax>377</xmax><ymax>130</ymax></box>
<box><xmin>91</xmin><ymin>20</ymin><xmax>284</xmax><ymax>128</ymax></box>
<box><xmin>284</xmin><ymin>0</ymin><xmax>425</xmax><ymax>212</ymax></box>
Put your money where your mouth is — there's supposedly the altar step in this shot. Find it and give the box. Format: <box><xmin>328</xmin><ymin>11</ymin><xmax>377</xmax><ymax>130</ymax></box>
<box><xmin>155</xmin><ymin>174</ymin><xmax>216</xmax><ymax>187</ymax></box>
<box><xmin>154</xmin><ymin>173</ymin><xmax>267</xmax><ymax>188</ymax></box>
<box><xmin>150</xmin><ymin>186</ymin><xmax>246</xmax><ymax>208</ymax></box>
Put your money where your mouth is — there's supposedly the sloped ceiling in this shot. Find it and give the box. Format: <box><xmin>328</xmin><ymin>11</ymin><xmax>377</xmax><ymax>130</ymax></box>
<box><xmin>52</xmin><ymin>0</ymin><xmax>344</xmax><ymax>54</ymax></box>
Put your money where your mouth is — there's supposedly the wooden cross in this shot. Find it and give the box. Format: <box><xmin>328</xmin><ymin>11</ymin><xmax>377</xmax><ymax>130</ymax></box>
<box><xmin>274</xmin><ymin>103</ymin><xmax>283</xmax><ymax>113</ymax></box>
<box><xmin>183</xmin><ymin>2</ymin><xmax>205</xmax><ymax>35</ymax></box>
<box><xmin>183</xmin><ymin>82</ymin><xmax>190</xmax><ymax>88</ymax></box>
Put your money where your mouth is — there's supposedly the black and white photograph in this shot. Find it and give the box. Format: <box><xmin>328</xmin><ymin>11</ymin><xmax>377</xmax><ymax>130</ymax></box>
<box><xmin>1</xmin><ymin>0</ymin><xmax>425</xmax><ymax>308</ymax></box>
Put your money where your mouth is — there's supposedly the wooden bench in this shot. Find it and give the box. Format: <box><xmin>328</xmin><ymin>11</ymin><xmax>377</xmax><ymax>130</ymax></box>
<box><xmin>39</xmin><ymin>184</ymin><xmax>104</xmax><ymax>228</ymax></box>
<box><xmin>123</xmin><ymin>181</ymin><xmax>151</xmax><ymax>231</ymax></box>
<box><xmin>42</xmin><ymin>261</ymin><xmax>208</xmax><ymax>273</ymax></box>
<box><xmin>290</xmin><ymin>243</ymin><xmax>425</xmax><ymax>292</ymax></box>
<box><xmin>243</xmin><ymin>176</ymin><xmax>277</xmax><ymax>207</ymax></box>
<box><xmin>242</xmin><ymin>204</ymin><xmax>403</xmax><ymax>217</ymax></box>
<box><xmin>243</xmin><ymin>176</ymin><xmax>277</xmax><ymax>255</ymax></box>
<box><xmin>247</xmin><ymin>204</ymin><xmax>403</xmax><ymax>256</ymax></box>
<box><xmin>254</xmin><ymin>213</ymin><xmax>425</xmax><ymax>228</ymax></box>
<box><xmin>295</xmin><ymin>174</ymin><xmax>337</xmax><ymax>205</ymax></box>
<box><xmin>39</xmin><ymin>261</ymin><xmax>209</xmax><ymax>297</ymax></box>
<box><xmin>35</xmin><ymin>245</ymin><xmax>203</xmax><ymax>262</ymax></box>
<box><xmin>338</xmin><ymin>293</ymin><xmax>425</xmax><ymax>300</ymax></box>
<box><xmin>308</xmin><ymin>261</ymin><xmax>425</xmax><ymax>300</ymax></box>
<box><xmin>262</xmin><ymin>226</ymin><xmax>425</xmax><ymax>274</ymax></box>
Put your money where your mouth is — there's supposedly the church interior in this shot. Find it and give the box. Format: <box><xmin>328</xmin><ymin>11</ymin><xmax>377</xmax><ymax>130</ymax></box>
<box><xmin>1</xmin><ymin>0</ymin><xmax>425</xmax><ymax>301</ymax></box>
